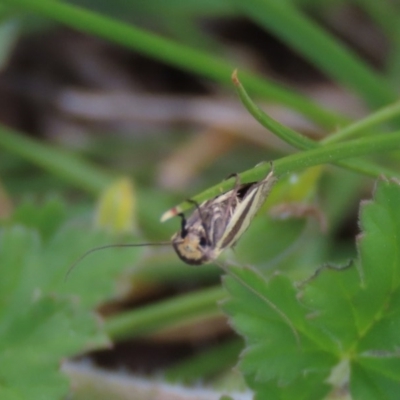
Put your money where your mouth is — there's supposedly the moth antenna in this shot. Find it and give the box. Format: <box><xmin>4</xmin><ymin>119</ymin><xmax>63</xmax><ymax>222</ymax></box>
<box><xmin>186</xmin><ymin>199</ymin><xmax>212</xmax><ymax>245</ymax></box>
<box><xmin>216</xmin><ymin>260</ymin><xmax>301</xmax><ymax>347</ymax></box>
<box><xmin>65</xmin><ymin>241</ymin><xmax>171</xmax><ymax>281</ymax></box>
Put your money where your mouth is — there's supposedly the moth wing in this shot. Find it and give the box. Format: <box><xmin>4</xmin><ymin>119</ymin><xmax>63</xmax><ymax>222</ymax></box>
<box><xmin>217</xmin><ymin>170</ymin><xmax>277</xmax><ymax>249</ymax></box>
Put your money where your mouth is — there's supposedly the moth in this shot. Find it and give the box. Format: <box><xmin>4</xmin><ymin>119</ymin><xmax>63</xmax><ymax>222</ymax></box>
<box><xmin>171</xmin><ymin>167</ymin><xmax>276</xmax><ymax>265</ymax></box>
<box><xmin>67</xmin><ymin>165</ymin><xmax>276</xmax><ymax>276</ymax></box>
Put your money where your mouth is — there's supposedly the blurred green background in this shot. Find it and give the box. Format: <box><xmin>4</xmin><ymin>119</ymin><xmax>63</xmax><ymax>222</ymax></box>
<box><xmin>1</xmin><ymin>1</ymin><xmax>400</xmax><ymax>399</ymax></box>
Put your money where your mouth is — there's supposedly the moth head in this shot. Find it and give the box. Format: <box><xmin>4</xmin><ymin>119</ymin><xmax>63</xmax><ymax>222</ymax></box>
<box><xmin>172</xmin><ymin>214</ymin><xmax>214</xmax><ymax>265</ymax></box>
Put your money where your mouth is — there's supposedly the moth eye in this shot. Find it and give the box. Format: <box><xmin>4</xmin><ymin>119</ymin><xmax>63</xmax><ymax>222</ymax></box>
<box><xmin>199</xmin><ymin>236</ymin><xmax>207</xmax><ymax>247</ymax></box>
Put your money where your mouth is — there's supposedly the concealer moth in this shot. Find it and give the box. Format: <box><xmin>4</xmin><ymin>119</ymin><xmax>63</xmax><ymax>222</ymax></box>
<box><xmin>171</xmin><ymin>166</ymin><xmax>276</xmax><ymax>265</ymax></box>
<box><xmin>67</xmin><ymin>165</ymin><xmax>276</xmax><ymax>275</ymax></box>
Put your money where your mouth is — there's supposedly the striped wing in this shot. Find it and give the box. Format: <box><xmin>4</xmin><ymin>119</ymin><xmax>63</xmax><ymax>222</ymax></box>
<box><xmin>216</xmin><ymin>169</ymin><xmax>276</xmax><ymax>250</ymax></box>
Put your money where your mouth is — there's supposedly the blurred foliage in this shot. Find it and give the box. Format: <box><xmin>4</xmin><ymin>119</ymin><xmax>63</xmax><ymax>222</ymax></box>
<box><xmin>0</xmin><ymin>0</ymin><xmax>400</xmax><ymax>399</ymax></box>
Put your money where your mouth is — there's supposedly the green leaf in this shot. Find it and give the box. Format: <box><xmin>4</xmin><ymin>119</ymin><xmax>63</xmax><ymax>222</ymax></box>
<box><xmin>250</xmin><ymin>374</ymin><xmax>330</xmax><ymax>400</ymax></box>
<box><xmin>0</xmin><ymin>198</ymin><xmax>147</xmax><ymax>400</ymax></box>
<box><xmin>356</xmin><ymin>286</ymin><xmax>400</xmax><ymax>352</ymax></box>
<box><xmin>0</xmin><ymin>219</ymin><xmax>145</xmax><ymax>310</ymax></box>
<box><xmin>222</xmin><ymin>265</ymin><xmax>335</xmax><ymax>397</ymax></box>
<box><xmin>55</xmin><ymin>225</ymin><xmax>145</xmax><ymax>308</ymax></box>
<box><xmin>0</xmin><ymin>225</ymin><xmax>110</xmax><ymax>400</ymax></box>
<box><xmin>8</xmin><ymin>197</ymin><xmax>67</xmax><ymax>241</ymax></box>
<box><xmin>351</xmin><ymin>356</ymin><xmax>400</xmax><ymax>400</ymax></box>
<box><xmin>223</xmin><ymin>178</ymin><xmax>400</xmax><ymax>398</ymax></box>
<box><xmin>0</xmin><ymin>293</ymin><xmax>107</xmax><ymax>400</ymax></box>
<box><xmin>356</xmin><ymin>179</ymin><xmax>400</xmax><ymax>331</ymax></box>
<box><xmin>301</xmin><ymin>262</ymin><xmax>363</xmax><ymax>350</ymax></box>
<box><xmin>301</xmin><ymin>178</ymin><xmax>400</xmax><ymax>398</ymax></box>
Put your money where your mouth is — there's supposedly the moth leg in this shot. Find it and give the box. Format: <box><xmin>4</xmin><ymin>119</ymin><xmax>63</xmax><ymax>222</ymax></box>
<box><xmin>222</xmin><ymin>173</ymin><xmax>241</xmax><ymax>222</ymax></box>
<box><xmin>255</xmin><ymin>160</ymin><xmax>274</xmax><ymax>171</ymax></box>
<box><xmin>177</xmin><ymin>213</ymin><xmax>188</xmax><ymax>237</ymax></box>
<box><xmin>186</xmin><ymin>198</ymin><xmax>212</xmax><ymax>245</ymax></box>
<box><xmin>224</xmin><ymin>172</ymin><xmax>239</xmax><ymax>181</ymax></box>
<box><xmin>227</xmin><ymin>173</ymin><xmax>242</xmax><ymax>193</ymax></box>
<box><xmin>186</xmin><ymin>198</ymin><xmax>201</xmax><ymax>212</ymax></box>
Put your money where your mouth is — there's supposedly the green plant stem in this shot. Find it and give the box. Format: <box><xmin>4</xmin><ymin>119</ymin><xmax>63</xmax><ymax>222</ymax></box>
<box><xmin>232</xmin><ymin>70</ymin><xmax>316</xmax><ymax>151</ymax></box>
<box><xmin>0</xmin><ymin>123</ymin><xmax>113</xmax><ymax>193</ymax></box>
<box><xmin>322</xmin><ymin>101</ymin><xmax>400</xmax><ymax>144</ymax></box>
<box><xmin>171</xmin><ymin>132</ymin><xmax>400</xmax><ymax>216</ymax></box>
<box><xmin>235</xmin><ymin>71</ymin><xmax>400</xmax><ymax>146</ymax></box>
<box><xmin>2</xmin><ymin>0</ymin><xmax>346</xmax><ymax>128</ymax></box>
<box><xmin>253</xmin><ymin>132</ymin><xmax>400</xmax><ymax>179</ymax></box>
<box><xmin>105</xmin><ymin>285</ymin><xmax>224</xmax><ymax>340</ymax></box>
<box><xmin>232</xmin><ymin>72</ymin><xmax>400</xmax><ymax>177</ymax></box>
